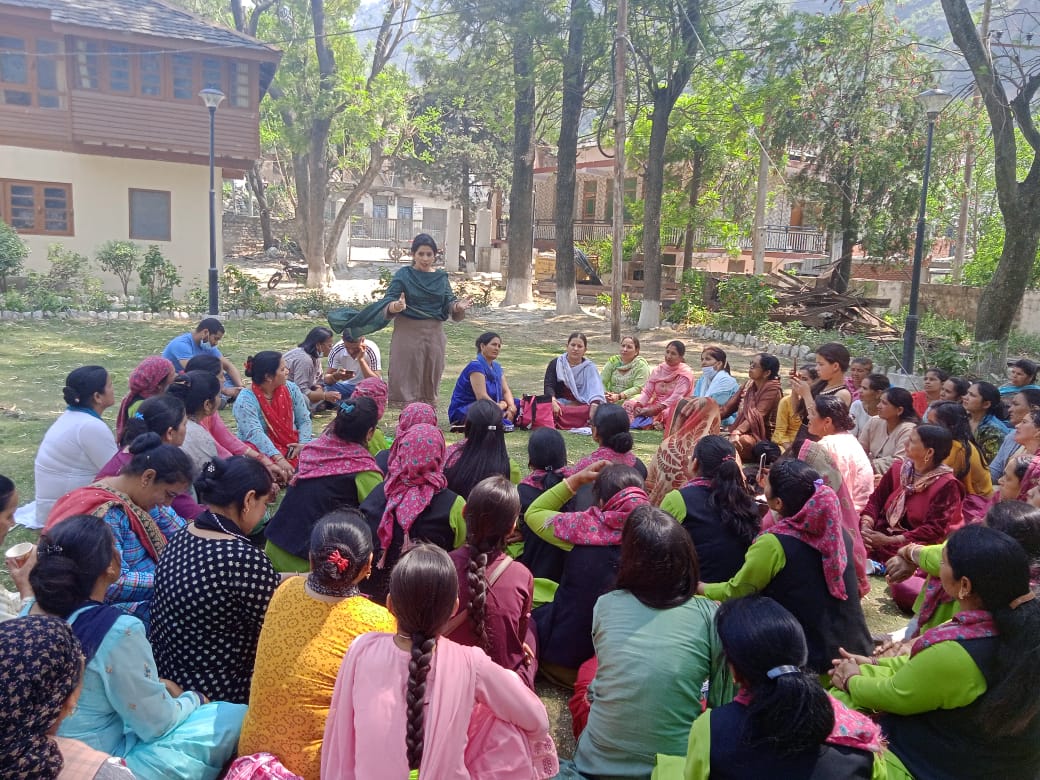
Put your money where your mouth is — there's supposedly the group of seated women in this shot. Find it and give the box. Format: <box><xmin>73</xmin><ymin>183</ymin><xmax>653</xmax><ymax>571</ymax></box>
<box><xmin>5</xmin><ymin>330</ymin><xmax>1040</xmax><ymax>780</ymax></box>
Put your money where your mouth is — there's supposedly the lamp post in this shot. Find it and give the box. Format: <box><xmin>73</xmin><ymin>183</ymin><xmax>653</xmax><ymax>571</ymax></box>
<box><xmin>902</xmin><ymin>88</ymin><xmax>952</xmax><ymax>374</ymax></box>
<box><xmin>199</xmin><ymin>87</ymin><xmax>226</xmax><ymax>316</ymax></box>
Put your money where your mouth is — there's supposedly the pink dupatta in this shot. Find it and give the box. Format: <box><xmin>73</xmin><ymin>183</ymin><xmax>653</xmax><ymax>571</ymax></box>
<box><xmin>768</xmin><ymin>481</ymin><xmax>850</xmax><ymax>600</ymax></box>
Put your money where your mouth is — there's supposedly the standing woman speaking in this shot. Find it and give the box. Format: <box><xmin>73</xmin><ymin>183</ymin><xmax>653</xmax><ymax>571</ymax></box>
<box><xmin>329</xmin><ymin>234</ymin><xmax>471</xmax><ymax>406</ymax></box>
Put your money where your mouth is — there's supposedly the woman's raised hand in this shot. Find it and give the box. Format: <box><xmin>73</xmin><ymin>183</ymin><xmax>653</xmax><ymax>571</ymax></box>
<box><xmin>391</xmin><ymin>293</ymin><xmax>407</xmax><ymax>314</ymax></box>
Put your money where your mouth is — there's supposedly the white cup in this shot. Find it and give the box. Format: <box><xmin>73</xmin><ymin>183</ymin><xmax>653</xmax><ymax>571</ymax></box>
<box><xmin>5</xmin><ymin>542</ymin><xmax>34</xmax><ymax>566</ymax></box>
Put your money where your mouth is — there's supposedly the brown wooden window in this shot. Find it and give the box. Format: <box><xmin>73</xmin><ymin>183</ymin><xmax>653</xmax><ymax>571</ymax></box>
<box><xmin>129</xmin><ymin>189</ymin><xmax>171</xmax><ymax>241</ymax></box>
<box><xmin>229</xmin><ymin>61</ymin><xmax>251</xmax><ymax>108</ymax></box>
<box><xmin>107</xmin><ymin>43</ymin><xmax>133</xmax><ymax>93</ymax></box>
<box><xmin>0</xmin><ymin>35</ymin><xmax>64</xmax><ymax>108</ymax></box>
<box><xmin>140</xmin><ymin>50</ymin><xmax>162</xmax><ymax>97</ymax></box>
<box><xmin>0</xmin><ymin>180</ymin><xmax>73</xmax><ymax>235</ymax></box>
<box><xmin>74</xmin><ymin>39</ymin><xmax>100</xmax><ymax>89</ymax></box>
<box><xmin>171</xmin><ymin>54</ymin><xmax>194</xmax><ymax>101</ymax></box>
<box><xmin>201</xmin><ymin>57</ymin><xmax>223</xmax><ymax>91</ymax></box>
<box><xmin>582</xmin><ymin>180</ymin><xmax>597</xmax><ymax>219</ymax></box>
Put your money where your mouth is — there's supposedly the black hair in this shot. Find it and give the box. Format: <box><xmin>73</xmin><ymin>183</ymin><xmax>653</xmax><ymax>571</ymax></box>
<box><xmin>331</xmin><ymin>396</ymin><xmax>379</xmax><ymax>445</ymax></box>
<box><xmin>814</xmin><ymin>342</ymin><xmax>850</xmax><ymax>372</ymax></box>
<box><xmin>883</xmin><ymin>387</ymin><xmax>921</xmax><ymax>424</ymax></box>
<box><xmin>166</xmin><ymin>370</ymin><xmax>221</xmax><ymax>417</ymax></box>
<box><xmin>798</xmin><ymin>364</ymin><xmax>819</xmax><ymax>381</ymax></box>
<box><xmin>309</xmin><ymin>509</ymin><xmax>373</xmax><ymax>591</ymax></box>
<box><xmin>120</xmin><ymin>432</ymin><xmax>195</xmax><ymax>485</ymax></box>
<box><xmin>0</xmin><ymin>474</ymin><xmax>13</xmax><ymax>511</ymax></box>
<box><xmin>196</xmin><ymin>317</ymin><xmax>224</xmax><ymax>334</ymax></box>
<box><xmin>1014</xmin><ymin>388</ymin><xmax>1040</xmax><ymax>411</ymax></box>
<box><xmin>622</xmin><ymin>335</ymin><xmax>640</xmax><ymax>351</ymax></box>
<box><xmin>984</xmin><ymin>501</ymin><xmax>1040</xmax><ymax>578</ymax></box>
<box><xmin>475</xmin><ymin>331</ymin><xmax>500</xmax><ymax>353</ymax></box>
<box><xmin>925</xmin><ymin>367</ymin><xmax>951</xmax><ymax>383</ymax></box>
<box><xmin>767</xmin><ymin>459</ymin><xmax>820</xmax><ymax>517</ymax></box>
<box><xmin>410</xmin><ymin>233</ymin><xmax>438</xmax><ymax>254</ymax></box>
<box><xmin>527</xmin><ymin>427</ymin><xmax>566</xmax><ymax>491</ymax></box>
<box><xmin>972</xmin><ymin>381</ymin><xmax>1009</xmax><ymax>421</ymax></box>
<box><xmin>946</xmin><ymin>525</ymin><xmax>1040</xmax><ymax>737</ymax></box>
<box><xmin>462</xmin><ymin>476</ymin><xmax>521</xmax><ymax>651</ymax></box>
<box><xmin>1008</xmin><ymin>455</ymin><xmax>1033</xmax><ymax>484</ymax></box>
<box><xmin>299</xmin><ymin>326</ymin><xmax>334</xmax><ymax>357</ymax></box>
<box><xmin>184</xmin><ymin>353</ymin><xmax>223</xmax><ymax>375</ymax></box>
<box><xmin>444</xmin><ymin>399</ymin><xmax>511</xmax><ymax>499</ymax></box>
<box><xmin>119</xmin><ymin>394</ymin><xmax>186</xmax><ymax>448</ymax></box>
<box><xmin>62</xmin><ymin>365</ymin><xmax>108</xmax><ymax>407</ymax></box>
<box><xmin>30</xmin><ymin>515</ymin><xmax>115</xmax><ymax>618</ymax></box>
<box><xmin>1010</xmin><ymin>359</ymin><xmax>1039</xmax><ymax>383</ymax></box>
<box><xmin>930</xmin><ymin>402</ymin><xmax>984</xmax><ymax>479</ymax></box>
<box><xmin>592</xmin><ymin>403</ymin><xmax>634</xmax><ymax>455</ymax></box>
<box><xmin>194</xmin><ymin>456</ymin><xmax>272</xmax><ymax>512</ymax></box>
<box><xmin>750</xmin><ymin>440</ymin><xmax>782</xmax><ymax>466</ymax></box>
<box><xmin>716</xmin><ymin>595</ymin><xmax>834</xmax><ymax>755</ymax></box>
<box><xmin>943</xmin><ymin>376</ymin><xmax>971</xmax><ymax>400</ymax></box>
<box><xmin>814</xmin><ymin>394</ymin><xmax>854</xmax><ymax>432</ymax></box>
<box><xmin>591</xmin><ymin>464</ymin><xmax>644</xmax><ymax>505</ymax></box>
<box><xmin>915</xmin><ymin>424</ymin><xmax>954</xmax><ymax>467</ymax></box>
<box><xmin>244</xmin><ymin>351</ymin><xmax>282</xmax><ymax>384</ymax></box>
<box><xmin>616</xmin><ymin>505</ymin><xmax>699</xmax><ymax>609</ymax></box>
<box><xmin>667</xmin><ymin>339</ymin><xmax>686</xmax><ymax>358</ymax></box>
<box><xmin>864</xmin><ymin>373</ymin><xmax>891</xmax><ymax>393</ymax></box>
<box><xmin>693</xmin><ymin>435</ymin><xmax>760</xmax><ymax>545</ymax></box>
<box><xmin>756</xmin><ymin>353</ymin><xmax>781</xmax><ymax>380</ymax></box>
<box><xmin>389</xmin><ymin>544</ymin><xmax>459</xmax><ymax>770</ymax></box>
<box><xmin>702</xmin><ymin>346</ymin><xmax>731</xmax><ymax>373</ymax></box>
<box><xmin>850</xmin><ymin>356</ymin><xmax>874</xmax><ymax>369</ymax></box>
<box><xmin>567</xmin><ymin>331</ymin><xmax>588</xmax><ymax>348</ymax></box>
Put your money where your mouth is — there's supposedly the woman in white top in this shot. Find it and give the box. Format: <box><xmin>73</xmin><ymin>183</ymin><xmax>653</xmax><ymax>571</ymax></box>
<box><xmin>857</xmin><ymin>386</ymin><xmax>920</xmax><ymax>476</ymax></box>
<box><xmin>692</xmin><ymin>347</ymin><xmax>739</xmax><ymax>412</ymax></box>
<box><xmin>33</xmin><ymin>365</ymin><xmax>117</xmax><ymax>526</ymax></box>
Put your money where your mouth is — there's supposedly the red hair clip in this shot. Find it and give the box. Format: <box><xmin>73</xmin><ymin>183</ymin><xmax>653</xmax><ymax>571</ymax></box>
<box><xmin>328</xmin><ymin>549</ymin><xmax>351</xmax><ymax>573</ymax></box>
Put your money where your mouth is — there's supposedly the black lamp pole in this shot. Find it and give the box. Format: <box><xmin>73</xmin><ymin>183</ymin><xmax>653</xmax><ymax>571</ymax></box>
<box><xmin>902</xmin><ymin>88</ymin><xmax>951</xmax><ymax>374</ymax></box>
<box><xmin>199</xmin><ymin>88</ymin><xmax>225</xmax><ymax>316</ymax></box>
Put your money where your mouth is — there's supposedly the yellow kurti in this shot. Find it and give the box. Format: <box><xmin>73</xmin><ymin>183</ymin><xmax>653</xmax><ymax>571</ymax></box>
<box><xmin>238</xmin><ymin>577</ymin><xmax>395</xmax><ymax>779</ymax></box>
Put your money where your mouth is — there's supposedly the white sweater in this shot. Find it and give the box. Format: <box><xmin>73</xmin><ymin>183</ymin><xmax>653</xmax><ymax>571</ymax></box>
<box><xmin>33</xmin><ymin>409</ymin><xmax>117</xmax><ymax>525</ymax></box>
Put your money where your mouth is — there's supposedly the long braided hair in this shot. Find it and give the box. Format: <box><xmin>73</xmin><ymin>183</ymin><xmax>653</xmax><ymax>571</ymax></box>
<box><xmin>462</xmin><ymin>475</ymin><xmax>521</xmax><ymax>652</ymax></box>
<box><xmin>388</xmin><ymin>545</ymin><xmax>459</xmax><ymax>772</ymax></box>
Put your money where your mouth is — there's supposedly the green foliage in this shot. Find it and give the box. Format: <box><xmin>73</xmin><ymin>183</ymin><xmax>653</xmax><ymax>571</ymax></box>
<box><xmin>961</xmin><ymin>212</ymin><xmax>1040</xmax><ymax>289</ymax></box>
<box><xmin>667</xmin><ymin>269</ymin><xmax>712</xmax><ymax>324</ymax></box>
<box><xmin>19</xmin><ymin>245</ymin><xmax>91</xmax><ymax>311</ymax></box>
<box><xmin>181</xmin><ymin>280</ymin><xmax>209</xmax><ymax>315</ymax></box>
<box><xmin>137</xmin><ymin>246</ymin><xmax>182</xmax><ymax>313</ymax></box>
<box><xmin>221</xmin><ymin>265</ymin><xmax>278</xmax><ymax>313</ymax></box>
<box><xmin>714</xmin><ymin>275</ymin><xmax>777</xmax><ymax>332</ymax></box>
<box><xmin>372</xmin><ymin>268</ymin><xmax>394</xmax><ymax>299</ymax></box>
<box><xmin>0</xmin><ymin>219</ymin><xmax>28</xmax><ymax>293</ymax></box>
<box><xmin>595</xmin><ymin>292</ymin><xmax>640</xmax><ymax>325</ymax></box>
<box><xmin>1</xmin><ymin>290</ymin><xmax>26</xmax><ymax>312</ymax></box>
<box><xmin>95</xmin><ymin>240</ymin><xmax>141</xmax><ymax>297</ymax></box>
<box><xmin>284</xmin><ymin>288</ymin><xmax>345</xmax><ymax>314</ymax></box>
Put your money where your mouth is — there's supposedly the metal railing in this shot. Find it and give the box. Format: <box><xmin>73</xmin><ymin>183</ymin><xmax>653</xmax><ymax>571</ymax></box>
<box><xmin>347</xmin><ymin>216</ymin><xmax>445</xmax><ymax>250</ymax></box>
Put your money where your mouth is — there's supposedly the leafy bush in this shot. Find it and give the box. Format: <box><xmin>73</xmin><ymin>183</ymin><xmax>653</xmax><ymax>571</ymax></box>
<box><xmin>714</xmin><ymin>275</ymin><xmax>777</xmax><ymax>333</ymax></box>
<box><xmin>667</xmin><ymin>269</ymin><xmax>712</xmax><ymax>325</ymax></box>
<box><xmin>95</xmin><ymin>240</ymin><xmax>141</xmax><ymax>297</ymax></box>
<box><xmin>371</xmin><ymin>268</ymin><xmax>394</xmax><ymax>299</ymax></box>
<box><xmin>284</xmin><ymin>288</ymin><xmax>345</xmax><ymax>314</ymax></box>
<box><xmin>1</xmin><ymin>290</ymin><xmax>26</xmax><ymax>312</ymax></box>
<box><xmin>181</xmin><ymin>280</ymin><xmax>209</xmax><ymax>315</ymax></box>
<box><xmin>595</xmin><ymin>292</ymin><xmax>640</xmax><ymax>324</ymax></box>
<box><xmin>222</xmin><ymin>265</ymin><xmax>273</xmax><ymax>312</ymax></box>
<box><xmin>137</xmin><ymin>246</ymin><xmax>182</xmax><ymax>313</ymax></box>
<box><xmin>0</xmin><ymin>219</ymin><xmax>28</xmax><ymax>294</ymax></box>
<box><xmin>20</xmin><ymin>245</ymin><xmax>90</xmax><ymax>311</ymax></box>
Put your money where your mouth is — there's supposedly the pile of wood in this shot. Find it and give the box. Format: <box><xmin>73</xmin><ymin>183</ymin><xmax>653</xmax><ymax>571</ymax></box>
<box><xmin>765</xmin><ymin>271</ymin><xmax>898</xmax><ymax>336</ymax></box>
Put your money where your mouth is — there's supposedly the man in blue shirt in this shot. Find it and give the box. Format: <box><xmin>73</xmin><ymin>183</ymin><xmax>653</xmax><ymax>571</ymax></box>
<box><xmin>161</xmin><ymin>317</ymin><xmax>244</xmax><ymax>400</ymax></box>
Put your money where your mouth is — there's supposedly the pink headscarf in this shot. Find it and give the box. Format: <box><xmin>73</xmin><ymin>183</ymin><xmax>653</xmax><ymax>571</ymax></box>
<box><xmin>353</xmin><ymin>377</ymin><xmax>388</xmax><ymax>418</ymax></box>
<box><xmin>116</xmin><ymin>356</ymin><xmax>175</xmax><ymax>440</ymax></box>
<box><xmin>550</xmin><ymin>486</ymin><xmax>649</xmax><ymax>546</ymax></box>
<box><xmin>378</xmin><ymin>423</ymin><xmax>448</xmax><ymax>561</ymax></box>
<box><xmin>293</xmin><ymin>435</ymin><xmax>379</xmax><ymax>484</ymax></box>
<box><xmin>769</xmin><ymin>481</ymin><xmax>850</xmax><ymax>600</ymax></box>
<box><xmin>387</xmin><ymin>403</ymin><xmax>437</xmax><ymax>466</ymax></box>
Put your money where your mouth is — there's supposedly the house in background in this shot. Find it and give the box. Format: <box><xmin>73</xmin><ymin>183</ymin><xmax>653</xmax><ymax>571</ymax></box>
<box><xmin>0</xmin><ymin>0</ymin><xmax>280</xmax><ymax>289</ymax></box>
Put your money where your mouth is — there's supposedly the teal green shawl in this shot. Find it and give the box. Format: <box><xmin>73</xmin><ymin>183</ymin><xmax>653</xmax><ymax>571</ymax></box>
<box><xmin>328</xmin><ymin>266</ymin><xmax>457</xmax><ymax>337</ymax></box>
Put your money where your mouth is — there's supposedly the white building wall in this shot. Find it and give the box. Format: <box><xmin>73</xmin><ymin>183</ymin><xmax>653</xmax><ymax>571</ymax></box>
<box><xmin>0</xmin><ymin>146</ymin><xmax>216</xmax><ymax>291</ymax></box>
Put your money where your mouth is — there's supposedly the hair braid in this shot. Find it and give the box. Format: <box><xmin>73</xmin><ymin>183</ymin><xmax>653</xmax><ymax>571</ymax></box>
<box><xmin>405</xmin><ymin>632</ymin><xmax>435</xmax><ymax>771</ymax></box>
<box><xmin>466</xmin><ymin>543</ymin><xmax>493</xmax><ymax>651</ymax></box>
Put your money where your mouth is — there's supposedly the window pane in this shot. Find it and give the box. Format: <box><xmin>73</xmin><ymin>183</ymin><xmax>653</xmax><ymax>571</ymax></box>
<box><xmin>1</xmin><ymin>89</ymin><xmax>30</xmax><ymax>106</ymax></box>
<box><xmin>202</xmin><ymin>57</ymin><xmax>222</xmax><ymax>90</ymax></box>
<box><xmin>129</xmin><ymin>189</ymin><xmax>171</xmax><ymax>241</ymax></box>
<box><xmin>0</xmin><ymin>37</ymin><xmax>27</xmax><ymax>85</ymax></box>
<box><xmin>36</xmin><ymin>40</ymin><xmax>60</xmax><ymax>91</ymax></box>
<box><xmin>38</xmin><ymin>93</ymin><xmax>60</xmax><ymax>108</ymax></box>
<box><xmin>172</xmin><ymin>54</ymin><xmax>193</xmax><ymax>99</ymax></box>
<box><xmin>43</xmin><ymin>186</ymin><xmax>68</xmax><ymax>231</ymax></box>
<box><xmin>230</xmin><ymin>61</ymin><xmax>250</xmax><ymax>107</ymax></box>
<box><xmin>140</xmin><ymin>51</ymin><xmax>161</xmax><ymax>97</ymax></box>
<box><xmin>74</xmin><ymin>40</ymin><xmax>99</xmax><ymax>89</ymax></box>
<box><xmin>108</xmin><ymin>43</ymin><xmax>131</xmax><ymax>92</ymax></box>
<box><xmin>9</xmin><ymin>184</ymin><xmax>36</xmax><ymax>230</ymax></box>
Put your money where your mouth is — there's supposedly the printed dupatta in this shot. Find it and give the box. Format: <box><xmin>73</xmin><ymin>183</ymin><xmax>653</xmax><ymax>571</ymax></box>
<box><xmin>377</xmin><ymin>423</ymin><xmax>448</xmax><ymax>561</ymax></box>
<box><xmin>565</xmin><ymin>446</ymin><xmax>638</xmax><ymax>476</ymax></box>
<box><xmin>253</xmin><ymin>385</ymin><xmax>299</xmax><ymax>464</ymax></box>
<box><xmin>733</xmin><ymin>689</ymin><xmax>884</xmax><ymax>754</ymax></box>
<box><xmin>47</xmin><ymin>483</ymin><xmax>169</xmax><ymax>561</ymax></box>
<box><xmin>911</xmin><ymin>610</ymin><xmax>997</xmax><ymax>656</ymax></box>
<box><xmin>294</xmin><ymin>434</ymin><xmax>379</xmax><ymax>484</ymax></box>
<box><xmin>550</xmin><ymin>486</ymin><xmax>649</xmax><ymax>546</ymax></box>
<box><xmin>884</xmin><ymin>460</ymin><xmax>956</xmax><ymax>529</ymax></box>
<box><xmin>768</xmin><ymin>482</ymin><xmax>850</xmax><ymax>600</ymax></box>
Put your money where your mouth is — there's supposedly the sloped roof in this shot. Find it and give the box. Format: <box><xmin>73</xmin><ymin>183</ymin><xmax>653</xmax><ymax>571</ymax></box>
<box><xmin>2</xmin><ymin>0</ymin><xmax>277</xmax><ymax>54</ymax></box>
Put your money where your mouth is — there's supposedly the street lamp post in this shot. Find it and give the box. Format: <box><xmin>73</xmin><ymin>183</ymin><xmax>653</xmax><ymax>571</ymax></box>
<box><xmin>199</xmin><ymin>87</ymin><xmax>226</xmax><ymax>316</ymax></box>
<box><xmin>902</xmin><ymin>88</ymin><xmax>952</xmax><ymax>374</ymax></box>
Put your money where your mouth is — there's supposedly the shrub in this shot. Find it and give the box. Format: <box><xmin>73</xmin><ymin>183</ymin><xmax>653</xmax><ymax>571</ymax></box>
<box><xmin>667</xmin><ymin>269</ymin><xmax>712</xmax><ymax>325</ymax></box>
<box><xmin>1</xmin><ymin>290</ymin><xmax>26</xmax><ymax>312</ymax></box>
<box><xmin>0</xmin><ymin>219</ymin><xmax>28</xmax><ymax>294</ymax></box>
<box><xmin>714</xmin><ymin>275</ymin><xmax>777</xmax><ymax>333</ymax></box>
<box><xmin>138</xmin><ymin>246</ymin><xmax>182</xmax><ymax>313</ymax></box>
<box><xmin>284</xmin><ymin>288</ymin><xmax>345</xmax><ymax>314</ymax></box>
<box><xmin>95</xmin><ymin>240</ymin><xmax>141</xmax><ymax>297</ymax></box>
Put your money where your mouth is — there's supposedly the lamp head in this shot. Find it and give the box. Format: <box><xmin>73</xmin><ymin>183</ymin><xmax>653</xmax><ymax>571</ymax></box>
<box><xmin>915</xmin><ymin>88</ymin><xmax>951</xmax><ymax>120</ymax></box>
<box><xmin>198</xmin><ymin>88</ymin><xmax>226</xmax><ymax>110</ymax></box>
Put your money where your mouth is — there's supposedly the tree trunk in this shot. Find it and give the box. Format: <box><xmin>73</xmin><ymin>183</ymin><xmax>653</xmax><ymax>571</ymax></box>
<box><xmin>245</xmin><ymin>162</ymin><xmax>276</xmax><ymax>250</ymax></box>
<box><xmin>461</xmin><ymin>155</ymin><xmax>474</xmax><ymax>272</ymax></box>
<box><xmin>637</xmin><ymin>89</ymin><xmax>675</xmax><ymax>329</ymax></box>
<box><xmin>830</xmin><ymin>167</ymin><xmax>855</xmax><ymax>294</ymax></box>
<box><xmin>322</xmin><ymin>142</ymin><xmax>388</xmax><ymax>268</ymax></box>
<box><xmin>553</xmin><ymin>0</ymin><xmax>588</xmax><ymax>315</ymax></box>
<box><xmin>682</xmin><ymin>149</ymin><xmax>704</xmax><ymax>272</ymax></box>
<box><xmin>502</xmin><ymin>30</ymin><xmax>536</xmax><ymax>306</ymax></box>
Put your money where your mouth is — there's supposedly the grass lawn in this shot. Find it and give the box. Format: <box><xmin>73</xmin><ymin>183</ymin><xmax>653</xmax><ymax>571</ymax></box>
<box><xmin>0</xmin><ymin>314</ymin><xmax>908</xmax><ymax>758</ymax></box>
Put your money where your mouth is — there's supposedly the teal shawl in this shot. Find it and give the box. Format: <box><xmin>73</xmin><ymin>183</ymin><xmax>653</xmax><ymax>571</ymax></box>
<box><xmin>328</xmin><ymin>266</ymin><xmax>457</xmax><ymax>337</ymax></box>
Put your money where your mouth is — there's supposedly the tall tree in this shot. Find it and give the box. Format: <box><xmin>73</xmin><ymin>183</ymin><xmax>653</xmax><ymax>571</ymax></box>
<box><xmin>940</xmin><ymin>0</ymin><xmax>1040</xmax><ymax>370</ymax></box>
<box><xmin>627</xmin><ymin>0</ymin><xmax>703</xmax><ymax>329</ymax></box>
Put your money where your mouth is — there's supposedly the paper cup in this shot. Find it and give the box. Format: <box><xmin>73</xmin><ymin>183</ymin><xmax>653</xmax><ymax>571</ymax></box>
<box><xmin>5</xmin><ymin>542</ymin><xmax>34</xmax><ymax>566</ymax></box>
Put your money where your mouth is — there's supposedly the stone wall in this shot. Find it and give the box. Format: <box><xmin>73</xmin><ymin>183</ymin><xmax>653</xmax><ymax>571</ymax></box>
<box><xmin>222</xmin><ymin>214</ymin><xmax>296</xmax><ymax>257</ymax></box>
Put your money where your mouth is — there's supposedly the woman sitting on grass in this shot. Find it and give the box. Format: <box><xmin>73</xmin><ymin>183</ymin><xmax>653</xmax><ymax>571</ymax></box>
<box><xmin>518</xmin><ymin>428</ymin><xmax>569</xmax><ymax>583</ymax></box>
<box><xmin>448</xmin><ymin>331</ymin><xmax>517</xmax><ymax>428</ymax></box>
<box><xmin>115</xmin><ymin>356</ymin><xmax>175</xmax><ymax>443</ymax></box>
<box><xmin>444</xmin><ymin>399</ymin><xmax>520</xmax><ymax>498</ymax></box>
<box><xmin>623</xmin><ymin>340</ymin><xmax>695</xmax><ymax>430</ymax></box>
<box><xmin>376</xmin><ymin>402</ymin><xmax>437</xmax><ymax>476</ymax></box>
